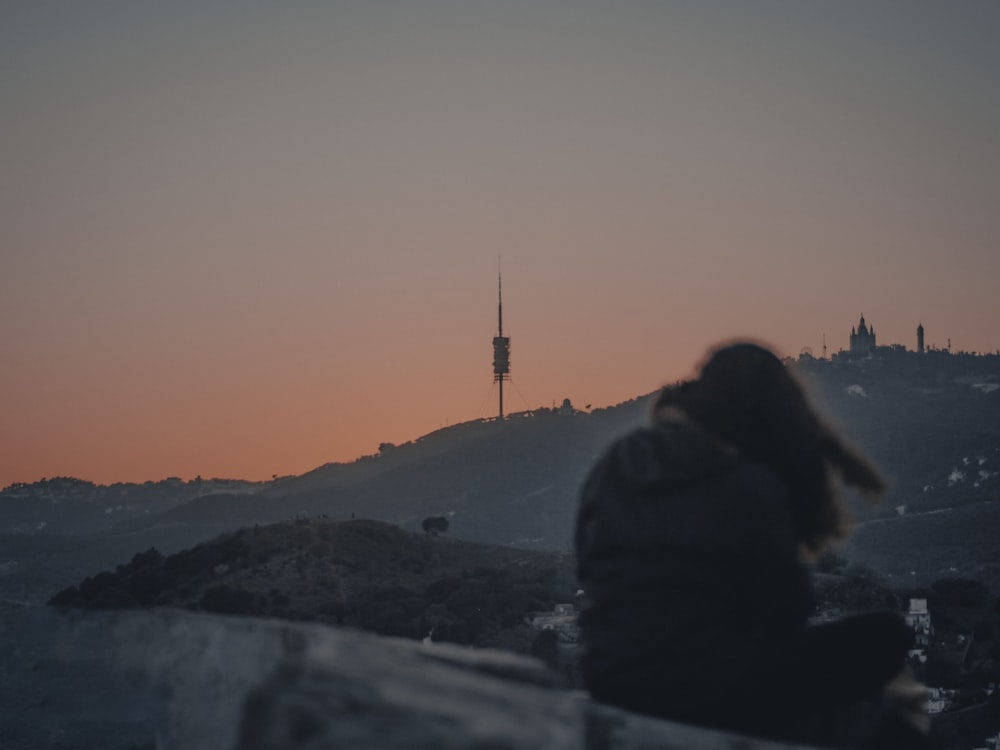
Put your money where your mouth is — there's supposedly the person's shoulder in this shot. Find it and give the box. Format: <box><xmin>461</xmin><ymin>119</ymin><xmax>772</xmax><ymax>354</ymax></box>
<box><xmin>592</xmin><ymin>421</ymin><xmax>739</xmax><ymax>490</ymax></box>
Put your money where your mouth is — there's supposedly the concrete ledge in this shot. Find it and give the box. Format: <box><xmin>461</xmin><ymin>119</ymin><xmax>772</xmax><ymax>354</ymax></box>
<box><xmin>2</xmin><ymin>606</ymin><xmax>816</xmax><ymax>750</ymax></box>
<box><xmin>115</xmin><ymin>609</ymin><xmax>816</xmax><ymax>749</ymax></box>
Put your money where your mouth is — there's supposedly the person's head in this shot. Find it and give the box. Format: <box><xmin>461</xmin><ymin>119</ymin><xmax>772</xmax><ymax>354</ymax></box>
<box><xmin>652</xmin><ymin>341</ymin><xmax>885</xmax><ymax>553</ymax></box>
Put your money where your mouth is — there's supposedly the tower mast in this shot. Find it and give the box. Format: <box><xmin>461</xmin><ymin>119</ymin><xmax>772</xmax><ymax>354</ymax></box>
<box><xmin>492</xmin><ymin>260</ymin><xmax>511</xmax><ymax>418</ymax></box>
<box><xmin>498</xmin><ymin>268</ymin><xmax>503</xmax><ymax>338</ymax></box>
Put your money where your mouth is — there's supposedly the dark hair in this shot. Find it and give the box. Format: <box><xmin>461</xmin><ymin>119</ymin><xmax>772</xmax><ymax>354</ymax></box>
<box><xmin>652</xmin><ymin>342</ymin><xmax>885</xmax><ymax>553</ymax></box>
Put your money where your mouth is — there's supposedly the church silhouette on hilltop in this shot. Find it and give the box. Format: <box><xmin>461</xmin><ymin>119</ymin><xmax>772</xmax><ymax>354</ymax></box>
<box><xmin>849</xmin><ymin>315</ymin><xmax>876</xmax><ymax>354</ymax></box>
<box><xmin>846</xmin><ymin>315</ymin><xmax>929</xmax><ymax>355</ymax></box>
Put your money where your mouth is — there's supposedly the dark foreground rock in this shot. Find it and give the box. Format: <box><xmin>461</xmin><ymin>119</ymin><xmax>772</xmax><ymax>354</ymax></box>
<box><xmin>1</xmin><ymin>604</ymin><xmax>814</xmax><ymax>750</ymax></box>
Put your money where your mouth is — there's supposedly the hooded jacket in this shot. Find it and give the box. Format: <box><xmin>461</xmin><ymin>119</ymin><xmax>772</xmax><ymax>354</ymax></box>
<box><xmin>575</xmin><ymin>419</ymin><xmax>911</xmax><ymax>741</ymax></box>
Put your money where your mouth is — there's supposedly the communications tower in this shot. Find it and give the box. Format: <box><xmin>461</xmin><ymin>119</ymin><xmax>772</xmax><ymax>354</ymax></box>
<box><xmin>492</xmin><ymin>267</ymin><xmax>511</xmax><ymax>418</ymax></box>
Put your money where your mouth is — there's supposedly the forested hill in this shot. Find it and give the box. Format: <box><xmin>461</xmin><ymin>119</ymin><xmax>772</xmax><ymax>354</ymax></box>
<box><xmin>798</xmin><ymin>350</ymin><xmax>1000</xmax><ymax>518</ymax></box>
<box><xmin>147</xmin><ymin>350</ymin><xmax>1000</xmax><ymax>556</ymax></box>
<box><xmin>795</xmin><ymin>350</ymin><xmax>1000</xmax><ymax>588</ymax></box>
<box><xmin>3</xmin><ymin>349</ymin><xmax>999</xmax><ymax>596</ymax></box>
<box><xmin>48</xmin><ymin>518</ymin><xmax>576</xmax><ymax>653</ymax></box>
<box><xmin>135</xmin><ymin>395</ymin><xmax>654</xmax><ymax>550</ymax></box>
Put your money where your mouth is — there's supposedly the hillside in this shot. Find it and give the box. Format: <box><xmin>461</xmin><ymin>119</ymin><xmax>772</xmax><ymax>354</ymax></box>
<box><xmin>0</xmin><ymin>476</ymin><xmax>263</xmax><ymax>535</ymax></box>
<box><xmin>4</xmin><ymin>349</ymin><xmax>1000</xmax><ymax>601</ymax></box>
<box><xmin>48</xmin><ymin>519</ymin><xmax>576</xmax><ymax>655</ymax></box>
<box><xmin>43</xmin><ymin>514</ymin><xmax>1000</xmax><ymax>746</ymax></box>
<box><xmin>156</xmin><ymin>351</ymin><xmax>1000</xmax><ymax>588</ymax></box>
<box><xmin>797</xmin><ymin>351</ymin><xmax>1000</xmax><ymax>589</ymax></box>
<box><xmin>797</xmin><ymin>350</ymin><xmax>1000</xmax><ymax>521</ymax></box>
<box><xmin>149</xmin><ymin>398</ymin><xmax>653</xmax><ymax>548</ymax></box>
<box><xmin>134</xmin><ymin>352</ymin><xmax>1000</xmax><ymax>551</ymax></box>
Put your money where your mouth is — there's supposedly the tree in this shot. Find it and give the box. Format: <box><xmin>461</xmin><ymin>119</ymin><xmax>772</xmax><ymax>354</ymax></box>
<box><xmin>932</xmin><ymin>578</ymin><xmax>990</xmax><ymax>608</ymax></box>
<box><xmin>199</xmin><ymin>585</ymin><xmax>257</xmax><ymax>615</ymax></box>
<box><xmin>421</xmin><ymin>516</ymin><xmax>449</xmax><ymax>536</ymax></box>
<box><xmin>530</xmin><ymin>628</ymin><xmax>559</xmax><ymax>666</ymax></box>
<box><xmin>815</xmin><ymin>551</ymin><xmax>848</xmax><ymax>574</ymax></box>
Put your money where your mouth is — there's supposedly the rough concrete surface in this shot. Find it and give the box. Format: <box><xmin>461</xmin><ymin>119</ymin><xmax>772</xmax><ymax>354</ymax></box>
<box><xmin>1</xmin><ymin>605</ymin><xmax>813</xmax><ymax>750</ymax></box>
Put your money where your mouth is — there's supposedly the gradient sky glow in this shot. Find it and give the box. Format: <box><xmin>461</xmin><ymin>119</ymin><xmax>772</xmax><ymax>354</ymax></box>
<box><xmin>3</xmin><ymin>2</ymin><xmax>999</xmax><ymax>486</ymax></box>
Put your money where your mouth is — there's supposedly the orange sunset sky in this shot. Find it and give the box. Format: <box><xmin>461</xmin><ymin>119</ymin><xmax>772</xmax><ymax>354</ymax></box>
<box><xmin>2</xmin><ymin>2</ymin><xmax>998</xmax><ymax>487</ymax></box>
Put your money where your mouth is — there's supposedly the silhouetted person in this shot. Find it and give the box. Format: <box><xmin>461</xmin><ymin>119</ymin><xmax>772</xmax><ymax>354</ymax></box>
<box><xmin>575</xmin><ymin>342</ymin><xmax>928</xmax><ymax>748</ymax></box>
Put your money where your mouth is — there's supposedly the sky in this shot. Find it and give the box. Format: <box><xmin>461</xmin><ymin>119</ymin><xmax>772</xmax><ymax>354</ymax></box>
<box><xmin>2</xmin><ymin>2</ymin><xmax>998</xmax><ymax>487</ymax></box>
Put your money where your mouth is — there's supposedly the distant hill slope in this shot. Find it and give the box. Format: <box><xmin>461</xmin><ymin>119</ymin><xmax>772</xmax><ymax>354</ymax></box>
<box><xmin>0</xmin><ymin>398</ymin><xmax>646</xmax><ymax>603</ymax></box>
<box><xmin>5</xmin><ymin>349</ymin><xmax>1000</xmax><ymax>596</ymax></box>
<box><xmin>796</xmin><ymin>351</ymin><xmax>1000</xmax><ymax>521</ymax></box>
<box><xmin>136</xmin><ymin>397</ymin><xmax>654</xmax><ymax>550</ymax></box>
<box><xmin>160</xmin><ymin>352</ymin><xmax>1000</xmax><ymax>579</ymax></box>
<box><xmin>49</xmin><ymin>519</ymin><xmax>576</xmax><ymax>654</ymax></box>
<box><xmin>0</xmin><ymin>476</ymin><xmax>264</xmax><ymax>535</ymax></box>
<box><xmin>846</xmin><ymin>499</ymin><xmax>1000</xmax><ymax>590</ymax></box>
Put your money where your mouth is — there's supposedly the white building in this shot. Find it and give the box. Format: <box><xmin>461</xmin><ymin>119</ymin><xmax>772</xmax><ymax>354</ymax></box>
<box><xmin>904</xmin><ymin>598</ymin><xmax>934</xmax><ymax>646</ymax></box>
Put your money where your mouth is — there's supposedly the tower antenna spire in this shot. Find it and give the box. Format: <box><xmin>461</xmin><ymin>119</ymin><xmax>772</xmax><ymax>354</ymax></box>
<box><xmin>498</xmin><ymin>257</ymin><xmax>503</xmax><ymax>337</ymax></box>
<box><xmin>492</xmin><ymin>258</ymin><xmax>511</xmax><ymax>418</ymax></box>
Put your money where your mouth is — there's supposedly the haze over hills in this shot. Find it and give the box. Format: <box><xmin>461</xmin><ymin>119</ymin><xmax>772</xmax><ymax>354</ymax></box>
<box><xmin>2</xmin><ymin>349</ymin><xmax>999</xmax><ymax>602</ymax></box>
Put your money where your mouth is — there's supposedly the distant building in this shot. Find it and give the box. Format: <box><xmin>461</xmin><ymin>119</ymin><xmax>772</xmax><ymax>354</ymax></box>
<box><xmin>907</xmin><ymin>647</ymin><xmax>927</xmax><ymax>665</ymax></box>
<box><xmin>850</xmin><ymin>314</ymin><xmax>877</xmax><ymax>354</ymax></box>
<box><xmin>529</xmin><ymin>604</ymin><xmax>579</xmax><ymax>646</ymax></box>
<box><xmin>926</xmin><ymin>687</ymin><xmax>953</xmax><ymax>715</ymax></box>
<box><xmin>905</xmin><ymin>598</ymin><xmax>934</xmax><ymax>647</ymax></box>
<box><xmin>917</xmin><ymin>323</ymin><xmax>925</xmax><ymax>354</ymax></box>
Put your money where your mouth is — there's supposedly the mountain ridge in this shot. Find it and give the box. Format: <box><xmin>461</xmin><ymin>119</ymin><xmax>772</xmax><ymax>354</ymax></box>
<box><xmin>3</xmin><ymin>350</ymin><xmax>999</xmax><ymax>599</ymax></box>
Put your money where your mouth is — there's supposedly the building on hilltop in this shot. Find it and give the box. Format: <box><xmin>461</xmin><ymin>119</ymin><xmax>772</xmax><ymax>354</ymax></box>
<box><xmin>528</xmin><ymin>603</ymin><xmax>580</xmax><ymax>646</ymax></box>
<box><xmin>828</xmin><ymin>316</ymin><xmax>995</xmax><ymax>362</ymax></box>
<box><xmin>904</xmin><ymin>598</ymin><xmax>934</xmax><ymax>647</ymax></box>
<box><xmin>849</xmin><ymin>314</ymin><xmax>876</xmax><ymax>354</ymax></box>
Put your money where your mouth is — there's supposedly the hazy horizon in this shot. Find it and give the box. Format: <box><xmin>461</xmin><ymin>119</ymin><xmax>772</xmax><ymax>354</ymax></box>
<box><xmin>3</xmin><ymin>2</ymin><xmax>998</xmax><ymax>486</ymax></box>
